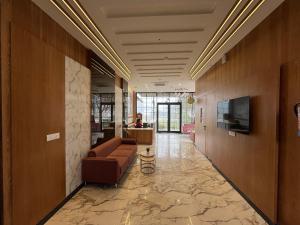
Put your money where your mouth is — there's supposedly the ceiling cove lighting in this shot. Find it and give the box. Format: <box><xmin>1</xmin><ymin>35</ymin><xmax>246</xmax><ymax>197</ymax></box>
<box><xmin>50</xmin><ymin>0</ymin><xmax>131</xmax><ymax>79</ymax></box>
<box><xmin>60</xmin><ymin>0</ymin><xmax>125</xmax><ymax>68</ymax></box>
<box><xmin>70</xmin><ymin>0</ymin><xmax>130</xmax><ymax>74</ymax></box>
<box><xmin>189</xmin><ymin>0</ymin><xmax>243</xmax><ymax>74</ymax></box>
<box><xmin>57</xmin><ymin>0</ymin><xmax>130</xmax><ymax>78</ymax></box>
<box><xmin>191</xmin><ymin>0</ymin><xmax>267</xmax><ymax>80</ymax></box>
<box><xmin>191</xmin><ymin>0</ymin><xmax>255</xmax><ymax>77</ymax></box>
<box><xmin>91</xmin><ymin>58</ymin><xmax>116</xmax><ymax>78</ymax></box>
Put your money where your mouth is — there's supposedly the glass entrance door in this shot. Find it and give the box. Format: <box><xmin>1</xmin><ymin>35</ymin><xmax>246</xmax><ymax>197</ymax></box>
<box><xmin>157</xmin><ymin>103</ymin><xmax>182</xmax><ymax>133</ymax></box>
<box><xmin>157</xmin><ymin>104</ymin><xmax>168</xmax><ymax>132</ymax></box>
<box><xmin>170</xmin><ymin>104</ymin><xmax>181</xmax><ymax>132</ymax></box>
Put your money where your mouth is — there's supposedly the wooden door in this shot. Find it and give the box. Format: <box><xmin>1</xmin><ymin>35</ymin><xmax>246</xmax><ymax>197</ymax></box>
<box><xmin>278</xmin><ymin>61</ymin><xmax>300</xmax><ymax>225</ymax></box>
<box><xmin>195</xmin><ymin>95</ymin><xmax>207</xmax><ymax>155</ymax></box>
<box><xmin>11</xmin><ymin>25</ymin><xmax>65</xmax><ymax>225</ymax></box>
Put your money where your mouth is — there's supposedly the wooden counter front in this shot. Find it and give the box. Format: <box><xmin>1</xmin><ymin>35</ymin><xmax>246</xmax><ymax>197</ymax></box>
<box><xmin>126</xmin><ymin>128</ymin><xmax>154</xmax><ymax>145</ymax></box>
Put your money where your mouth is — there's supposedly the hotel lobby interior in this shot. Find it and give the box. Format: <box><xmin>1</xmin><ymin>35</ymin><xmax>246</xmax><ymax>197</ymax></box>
<box><xmin>0</xmin><ymin>0</ymin><xmax>300</xmax><ymax>225</ymax></box>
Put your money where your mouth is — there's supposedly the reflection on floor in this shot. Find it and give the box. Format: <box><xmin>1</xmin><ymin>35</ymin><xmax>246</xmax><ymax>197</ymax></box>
<box><xmin>46</xmin><ymin>134</ymin><xmax>267</xmax><ymax>225</ymax></box>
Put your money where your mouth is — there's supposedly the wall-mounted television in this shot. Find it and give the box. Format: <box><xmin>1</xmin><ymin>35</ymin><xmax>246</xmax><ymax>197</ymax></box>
<box><xmin>217</xmin><ymin>96</ymin><xmax>250</xmax><ymax>134</ymax></box>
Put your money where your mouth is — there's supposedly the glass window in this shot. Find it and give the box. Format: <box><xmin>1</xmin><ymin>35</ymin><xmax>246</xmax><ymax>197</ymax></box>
<box><xmin>181</xmin><ymin>94</ymin><xmax>195</xmax><ymax>125</ymax></box>
<box><xmin>157</xmin><ymin>93</ymin><xmax>169</xmax><ymax>103</ymax></box>
<box><xmin>136</xmin><ymin>92</ymin><xmax>195</xmax><ymax>125</ymax></box>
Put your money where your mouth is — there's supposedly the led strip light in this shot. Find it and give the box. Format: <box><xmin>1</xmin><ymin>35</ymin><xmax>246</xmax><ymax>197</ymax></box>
<box><xmin>70</xmin><ymin>0</ymin><xmax>130</xmax><ymax>74</ymax></box>
<box><xmin>60</xmin><ymin>0</ymin><xmax>130</xmax><ymax>75</ymax></box>
<box><xmin>192</xmin><ymin>0</ymin><xmax>267</xmax><ymax>79</ymax></box>
<box><xmin>50</xmin><ymin>0</ymin><xmax>131</xmax><ymax>79</ymax></box>
<box><xmin>190</xmin><ymin>0</ymin><xmax>243</xmax><ymax>74</ymax></box>
<box><xmin>191</xmin><ymin>0</ymin><xmax>255</xmax><ymax>77</ymax></box>
<box><xmin>91</xmin><ymin>64</ymin><xmax>115</xmax><ymax>79</ymax></box>
<box><xmin>91</xmin><ymin>58</ymin><xmax>116</xmax><ymax>78</ymax></box>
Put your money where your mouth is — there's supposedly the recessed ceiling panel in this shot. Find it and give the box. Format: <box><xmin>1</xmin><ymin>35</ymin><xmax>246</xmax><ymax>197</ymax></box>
<box><xmin>32</xmin><ymin>0</ymin><xmax>285</xmax><ymax>92</ymax></box>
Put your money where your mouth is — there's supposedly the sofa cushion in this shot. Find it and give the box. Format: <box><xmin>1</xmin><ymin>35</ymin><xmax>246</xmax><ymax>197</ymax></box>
<box><xmin>107</xmin><ymin>156</ymin><xmax>128</xmax><ymax>175</ymax></box>
<box><xmin>118</xmin><ymin>144</ymin><xmax>137</xmax><ymax>151</ymax></box>
<box><xmin>110</xmin><ymin>148</ymin><xmax>136</xmax><ymax>163</ymax></box>
<box><xmin>121</xmin><ymin>138</ymin><xmax>137</xmax><ymax>145</ymax></box>
<box><xmin>109</xmin><ymin>149</ymin><xmax>134</xmax><ymax>158</ymax></box>
<box><xmin>88</xmin><ymin>137</ymin><xmax>122</xmax><ymax>157</ymax></box>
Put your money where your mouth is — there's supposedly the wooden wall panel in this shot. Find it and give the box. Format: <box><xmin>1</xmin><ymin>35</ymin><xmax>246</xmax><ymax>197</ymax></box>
<box><xmin>11</xmin><ymin>25</ymin><xmax>66</xmax><ymax>225</ymax></box>
<box><xmin>1</xmin><ymin>0</ymin><xmax>88</xmax><ymax>224</ymax></box>
<box><xmin>1</xmin><ymin>0</ymin><xmax>13</xmax><ymax>224</ymax></box>
<box><xmin>0</xmin><ymin>2</ymin><xmax>2</xmax><ymax>223</ymax></box>
<box><xmin>281</xmin><ymin>0</ymin><xmax>300</xmax><ymax>64</ymax></box>
<box><xmin>278</xmin><ymin>62</ymin><xmax>300</xmax><ymax>225</ymax></box>
<box><xmin>195</xmin><ymin>8</ymin><xmax>282</xmax><ymax>223</ymax></box>
<box><xmin>12</xmin><ymin>0</ymin><xmax>87</xmax><ymax>66</ymax></box>
<box><xmin>277</xmin><ymin>1</ymin><xmax>300</xmax><ymax>224</ymax></box>
<box><xmin>196</xmin><ymin>0</ymin><xmax>300</xmax><ymax>223</ymax></box>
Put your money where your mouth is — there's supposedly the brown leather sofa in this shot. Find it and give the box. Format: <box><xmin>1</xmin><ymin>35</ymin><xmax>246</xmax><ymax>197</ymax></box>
<box><xmin>82</xmin><ymin>137</ymin><xmax>137</xmax><ymax>185</ymax></box>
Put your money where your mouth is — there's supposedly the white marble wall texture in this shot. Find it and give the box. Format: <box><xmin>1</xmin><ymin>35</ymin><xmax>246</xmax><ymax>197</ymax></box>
<box><xmin>65</xmin><ymin>56</ymin><xmax>91</xmax><ymax>196</ymax></box>
<box><xmin>115</xmin><ymin>85</ymin><xmax>123</xmax><ymax>137</ymax></box>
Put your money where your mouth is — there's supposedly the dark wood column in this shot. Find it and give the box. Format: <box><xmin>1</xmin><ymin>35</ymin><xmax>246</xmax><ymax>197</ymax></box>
<box><xmin>1</xmin><ymin>0</ymin><xmax>13</xmax><ymax>224</ymax></box>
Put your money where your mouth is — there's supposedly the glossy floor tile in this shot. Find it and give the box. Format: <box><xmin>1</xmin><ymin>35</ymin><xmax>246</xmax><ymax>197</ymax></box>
<box><xmin>46</xmin><ymin>134</ymin><xmax>267</xmax><ymax>225</ymax></box>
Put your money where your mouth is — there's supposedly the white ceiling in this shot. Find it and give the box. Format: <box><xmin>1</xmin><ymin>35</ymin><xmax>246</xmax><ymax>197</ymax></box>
<box><xmin>32</xmin><ymin>0</ymin><xmax>284</xmax><ymax>92</ymax></box>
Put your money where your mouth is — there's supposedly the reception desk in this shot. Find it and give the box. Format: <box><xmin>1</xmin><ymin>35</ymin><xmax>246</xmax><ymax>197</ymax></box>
<box><xmin>126</xmin><ymin>128</ymin><xmax>154</xmax><ymax>145</ymax></box>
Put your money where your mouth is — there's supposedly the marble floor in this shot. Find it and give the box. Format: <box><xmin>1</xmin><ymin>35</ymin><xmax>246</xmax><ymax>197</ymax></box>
<box><xmin>46</xmin><ymin>134</ymin><xmax>267</xmax><ymax>225</ymax></box>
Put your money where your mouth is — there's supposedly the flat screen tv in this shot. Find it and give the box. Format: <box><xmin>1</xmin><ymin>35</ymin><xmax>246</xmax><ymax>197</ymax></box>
<box><xmin>217</xmin><ymin>96</ymin><xmax>250</xmax><ymax>134</ymax></box>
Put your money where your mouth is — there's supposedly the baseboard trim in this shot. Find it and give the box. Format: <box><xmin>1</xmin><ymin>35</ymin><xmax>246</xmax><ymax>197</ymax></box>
<box><xmin>37</xmin><ymin>182</ymin><xmax>84</xmax><ymax>225</ymax></box>
<box><xmin>211</xmin><ymin>164</ymin><xmax>277</xmax><ymax>225</ymax></box>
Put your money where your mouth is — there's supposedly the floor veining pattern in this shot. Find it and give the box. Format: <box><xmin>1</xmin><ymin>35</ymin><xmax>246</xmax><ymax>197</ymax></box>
<box><xmin>46</xmin><ymin>134</ymin><xmax>267</xmax><ymax>225</ymax></box>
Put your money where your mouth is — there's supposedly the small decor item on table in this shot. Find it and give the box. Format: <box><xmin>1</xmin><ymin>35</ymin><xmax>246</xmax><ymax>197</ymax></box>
<box><xmin>146</xmin><ymin>147</ymin><xmax>150</xmax><ymax>154</ymax></box>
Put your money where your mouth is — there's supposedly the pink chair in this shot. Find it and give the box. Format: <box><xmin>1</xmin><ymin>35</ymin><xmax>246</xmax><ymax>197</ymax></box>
<box><xmin>182</xmin><ymin>124</ymin><xmax>195</xmax><ymax>134</ymax></box>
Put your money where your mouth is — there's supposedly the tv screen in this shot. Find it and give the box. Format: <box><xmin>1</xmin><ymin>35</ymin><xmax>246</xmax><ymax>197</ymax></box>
<box><xmin>229</xmin><ymin>96</ymin><xmax>250</xmax><ymax>134</ymax></box>
<box><xmin>217</xmin><ymin>96</ymin><xmax>250</xmax><ymax>134</ymax></box>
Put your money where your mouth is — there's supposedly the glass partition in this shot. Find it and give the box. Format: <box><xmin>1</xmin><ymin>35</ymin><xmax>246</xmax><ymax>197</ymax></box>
<box><xmin>90</xmin><ymin>58</ymin><xmax>116</xmax><ymax>146</ymax></box>
<box><xmin>136</xmin><ymin>92</ymin><xmax>195</xmax><ymax>127</ymax></box>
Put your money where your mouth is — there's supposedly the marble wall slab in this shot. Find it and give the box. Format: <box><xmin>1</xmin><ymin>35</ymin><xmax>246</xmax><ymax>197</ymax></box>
<box><xmin>65</xmin><ymin>56</ymin><xmax>91</xmax><ymax>196</ymax></box>
<box><xmin>115</xmin><ymin>85</ymin><xmax>123</xmax><ymax>137</ymax></box>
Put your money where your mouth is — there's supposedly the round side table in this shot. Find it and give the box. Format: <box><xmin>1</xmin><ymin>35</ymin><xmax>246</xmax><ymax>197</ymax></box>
<box><xmin>140</xmin><ymin>150</ymin><xmax>156</xmax><ymax>174</ymax></box>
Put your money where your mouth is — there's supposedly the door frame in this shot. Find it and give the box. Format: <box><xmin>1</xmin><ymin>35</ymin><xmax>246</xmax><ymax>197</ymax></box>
<box><xmin>156</xmin><ymin>102</ymin><xmax>182</xmax><ymax>133</ymax></box>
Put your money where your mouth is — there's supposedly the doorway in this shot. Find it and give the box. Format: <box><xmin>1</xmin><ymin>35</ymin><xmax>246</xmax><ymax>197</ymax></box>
<box><xmin>195</xmin><ymin>95</ymin><xmax>207</xmax><ymax>156</ymax></box>
<box><xmin>157</xmin><ymin>103</ymin><xmax>182</xmax><ymax>133</ymax></box>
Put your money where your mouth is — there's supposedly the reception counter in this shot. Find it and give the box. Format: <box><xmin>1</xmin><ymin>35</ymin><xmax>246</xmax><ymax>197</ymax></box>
<box><xmin>126</xmin><ymin>128</ymin><xmax>154</xmax><ymax>145</ymax></box>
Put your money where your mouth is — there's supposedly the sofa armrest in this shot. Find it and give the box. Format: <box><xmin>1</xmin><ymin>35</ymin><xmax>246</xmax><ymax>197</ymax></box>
<box><xmin>122</xmin><ymin>138</ymin><xmax>137</xmax><ymax>145</ymax></box>
<box><xmin>82</xmin><ymin>157</ymin><xmax>120</xmax><ymax>184</ymax></box>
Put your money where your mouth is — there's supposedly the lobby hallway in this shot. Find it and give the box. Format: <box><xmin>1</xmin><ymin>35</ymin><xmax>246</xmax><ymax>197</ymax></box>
<box><xmin>46</xmin><ymin>134</ymin><xmax>267</xmax><ymax>225</ymax></box>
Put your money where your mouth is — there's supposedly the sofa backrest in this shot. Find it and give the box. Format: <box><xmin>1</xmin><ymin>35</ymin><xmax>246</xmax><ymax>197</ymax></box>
<box><xmin>88</xmin><ymin>137</ymin><xmax>122</xmax><ymax>157</ymax></box>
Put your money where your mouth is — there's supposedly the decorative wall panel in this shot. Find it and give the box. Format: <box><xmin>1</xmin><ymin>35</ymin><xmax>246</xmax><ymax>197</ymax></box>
<box><xmin>65</xmin><ymin>56</ymin><xmax>91</xmax><ymax>196</ymax></box>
